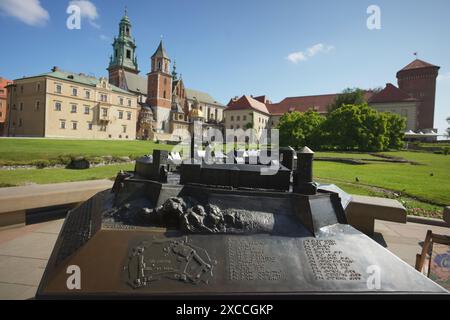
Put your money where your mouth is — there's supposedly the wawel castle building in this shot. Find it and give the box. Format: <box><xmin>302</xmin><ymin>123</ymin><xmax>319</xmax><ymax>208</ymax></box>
<box><xmin>6</xmin><ymin>68</ymin><xmax>137</xmax><ymax>139</ymax></box>
<box><xmin>107</xmin><ymin>11</ymin><xmax>225</xmax><ymax>141</ymax></box>
<box><xmin>225</xmin><ymin>59</ymin><xmax>440</xmax><ymax>137</ymax></box>
<box><xmin>6</xmin><ymin>10</ymin><xmax>225</xmax><ymax>141</ymax></box>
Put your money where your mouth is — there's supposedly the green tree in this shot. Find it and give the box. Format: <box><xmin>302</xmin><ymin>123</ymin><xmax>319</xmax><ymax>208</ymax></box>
<box><xmin>328</xmin><ymin>88</ymin><xmax>366</xmax><ymax>112</ymax></box>
<box><xmin>322</xmin><ymin>104</ymin><xmax>389</xmax><ymax>151</ymax></box>
<box><xmin>277</xmin><ymin>110</ymin><xmax>325</xmax><ymax>149</ymax></box>
<box><xmin>384</xmin><ymin>112</ymin><xmax>406</xmax><ymax>149</ymax></box>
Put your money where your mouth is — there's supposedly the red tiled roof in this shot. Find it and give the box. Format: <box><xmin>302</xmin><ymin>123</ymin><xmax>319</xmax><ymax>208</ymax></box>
<box><xmin>0</xmin><ymin>77</ymin><xmax>12</xmax><ymax>99</ymax></box>
<box><xmin>400</xmin><ymin>59</ymin><xmax>438</xmax><ymax>71</ymax></box>
<box><xmin>253</xmin><ymin>95</ymin><xmax>270</xmax><ymax>104</ymax></box>
<box><xmin>368</xmin><ymin>83</ymin><xmax>417</xmax><ymax>104</ymax></box>
<box><xmin>267</xmin><ymin>91</ymin><xmax>374</xmax><ymax>115</ymax></box>
<box><xmin>225</xmin><ymin>95</ymin><xmax>270</xmax><ymax>114</ymax></box>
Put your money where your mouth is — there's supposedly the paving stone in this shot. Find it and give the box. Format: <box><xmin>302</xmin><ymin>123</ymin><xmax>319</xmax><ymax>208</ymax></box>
<box><xmin>0</xmin><ymin>282</ymin><xmax>37</xmax><ymax>300</ymax></box>
<box><xmin>0</xmin><ymin>255</ymin><xmax>47</xmax><ymax>287</ymax></box>
<box><xmin>0</xmin><ymin>232</ymin><xmax>57</xmax><ymax>260</ymax></box>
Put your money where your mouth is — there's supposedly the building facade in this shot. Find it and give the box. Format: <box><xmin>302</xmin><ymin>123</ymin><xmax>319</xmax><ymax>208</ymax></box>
<box><xmin>224</xmin><ymin>95</ymin><xmax>271</xmax><ymax>137</ymax></box>
<box><xmin>7</xmin><ymin>68</ymin><xmax>138</xmax><ymax>139</ymax></box>
<box><xmin>0</xmin><ymin>77</ymin><xmax>12</xmax><ymax>136</ymax></box>
<box><xmin>367</xmin><ymin>83</ymin><xmax>419</xmax><ymax>131</ymax></box>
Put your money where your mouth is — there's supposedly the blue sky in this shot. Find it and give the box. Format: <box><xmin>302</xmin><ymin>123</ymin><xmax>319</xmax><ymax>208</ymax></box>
<box><xmin>0</xmin><ymin>0</ymin><xmax>449</xmax><ymax>135</ymax></box>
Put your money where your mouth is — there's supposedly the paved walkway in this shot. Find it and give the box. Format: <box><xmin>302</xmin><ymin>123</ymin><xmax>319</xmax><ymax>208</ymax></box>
<box><xmin>0</xmin><ymin>219</ymin><xmax>448</xmax><ymax>300</ymax></box>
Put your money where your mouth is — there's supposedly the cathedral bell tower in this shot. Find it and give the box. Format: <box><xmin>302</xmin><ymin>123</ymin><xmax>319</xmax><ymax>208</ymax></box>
<box><xmin>147</xmin><ymin>40</ymin><xmax>173</xmax><ymax>132</ymax></box>
<box><xmin>108</xmin><ymin>9</ymin><xmax>139</xmax><ymax>89</ymax></box>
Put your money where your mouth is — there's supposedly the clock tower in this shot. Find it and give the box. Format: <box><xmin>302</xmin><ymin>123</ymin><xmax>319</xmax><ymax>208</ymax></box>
<box><xmin>108</xmin><ymin>9</ymin><xmax>139</xmax><ymax>89</ymax></box>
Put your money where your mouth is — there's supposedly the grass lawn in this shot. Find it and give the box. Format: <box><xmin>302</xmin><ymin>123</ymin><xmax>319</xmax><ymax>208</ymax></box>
<box><xmin>0</xmin><ymin>139</ymin><xmax>448</xmax><ymax>218</ymax></box>
<box><xmin>314</xmin><ymin>151</ymin><xmax>450</xmax><ymax>207</ymax></box>
<box><xmin>0</xmin><ymin>163</ymin><xmax>134</xmax><ymax>187</ymax></box>
<box><xmin>0</xmin><ymin>138</ymin><xmax>173</xmax><ymax>166</ymax></box>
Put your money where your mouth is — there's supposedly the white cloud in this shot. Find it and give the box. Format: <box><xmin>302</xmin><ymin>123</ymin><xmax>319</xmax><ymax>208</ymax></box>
<box><xmin>287</xmin><ymin>43</ymin><xmax>335</xmax><ymax>64</ymax></box>
<box><xmin>0</xmin><ymin>0</ymin><xmax>49</xmax><ymax>26</ymax></box>
<box><xmin>437</xmin><ymin>72</ymin><xmax>450</xmax><ymax>82</ymax></box>
<box><xmin>99</xmin><ymin>34</ymin><xmax>109</xmax><ymax>41</ymax></box>
<box><xmin>69</xmin><ymin>0</ymin><xmax>99</xmax><ymax>27</ymax></box>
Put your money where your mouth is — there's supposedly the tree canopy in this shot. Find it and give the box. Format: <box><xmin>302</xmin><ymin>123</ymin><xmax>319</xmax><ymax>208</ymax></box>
<box><xmin>328</xmin><ymin>88</ymin><xmax>366</xmax><ymax>112</ymax></box>
<box><xmin>278</xmin><ymin>110</ymin><xmax>325</xmax><ymax>149</ymax></box>
<box><xmin>277</xmin><ymin>104</ymin><xmax>406</xmax><ymax>152</ymax></box>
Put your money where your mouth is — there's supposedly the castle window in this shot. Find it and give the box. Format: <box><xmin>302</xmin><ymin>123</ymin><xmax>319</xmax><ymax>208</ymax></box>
<box><xmin>55</xmin><ymin>84</ymin><xmax>62</xmax><ymax>94</ymax></box>
<box><xmin>127</xmin><ymin>112</ymin><xmax>132</xmax><ymax>120</ymax></box>
<box><xmin>36</xmin><ymin>83</ymin><xmax>41</xmax><ymax>92</ymax></box>
<box><xmin>102</xmin><ymin>108</ymin><xmax>108</xmax><ymax>117</ymax></box>
<box><xmin>122</xmin><ymin>125</ymin><xmax>127</xmax><ymax>133</ymax></box>
<box><xmin>88</xmin><ymin>122</ymin><xmax>93</xmax><ymax>130</ymax></box>
<box><xmin>71</xmin><ymin>104</ymin><xmax>77</xmax><ymax>113</ymax></box>
<box><xmin>126</xmin><ymin>27</ymin><xmax>130</xmax><ymax>36</ymax></box>
<box><xmin>158</xmin><ymin>61</ymin><xmax>162</xmax><ymax>70</ymax></box>
<box><xmin>35</xmin><ymin>101</ymin><xmax>40</xmax><ymax>111</ymax></box>
<box><xmin>19</xmin><ymin>102</ymin><xmax>23</xmax><ymax>111</ymax></box>
<box><xmin>119</xmin><ymin>111</ymin><xmax>124</xmax><ymax>119</ymax></box>
<box><xmin>115</xmin><ymin>49</ymin><xmax>118</xmax><ymax>58</ymax></box>
<box><xmin>19</xmin><ymin>118</ymin><xmax>23</xmax><ymax>127</ymax></box>
<box><xmin>126</xmin><ymin>50</ymin><xmax>131</xmax><ymax>59</ymax></box>
<box><xmin>60</xmin><ymin>120</ymin><xmax>66</xmax><ymax>129</ymax></box>
<box><xmin>85</xmin><ymin>91</ymin><xmax>91</xmax><ymax>99</ymax></box>
<box><xmin>163</xmin><ymin>91</ymin><xmax>166</xmax><ymax>99</ymax></box>
<box><xmin>72</xmin><ymin>88</ymin><xmax>78</xmax><ymax>96</ymax></box>
<box><xmin>120</xmin><ymin>97</ymin><xmax>124</xmax><ymax>105</ymax></box>
<box><xmin>72</xmin><ymin>121</ymin><xmax>78</xmax><ymax>130</ymax></box>
<box><xmin>84</xmin><ymin>106</ymin><xmax>90</xmax><ymax>115</ymax></box>
<box><xmin>128</xmin><ymin>99</ymin><xmax>131</xmax><ymax>107</ymax></box>
<box><xmin>55</xmin><ymin>102</ymin><xmax>62</xmax><ymax>111</ymax></box>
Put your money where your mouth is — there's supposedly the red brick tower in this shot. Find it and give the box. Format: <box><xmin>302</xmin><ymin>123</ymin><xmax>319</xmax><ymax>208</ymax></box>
<box><xmin>147</xmin><ymin>40</ymin><xmax>172</xmax><ymax>109</ymax></box>
<box><xmin>396</xmin><ymin>59</ymin><xmax>440</xmax><ymax>130</ymax></box>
